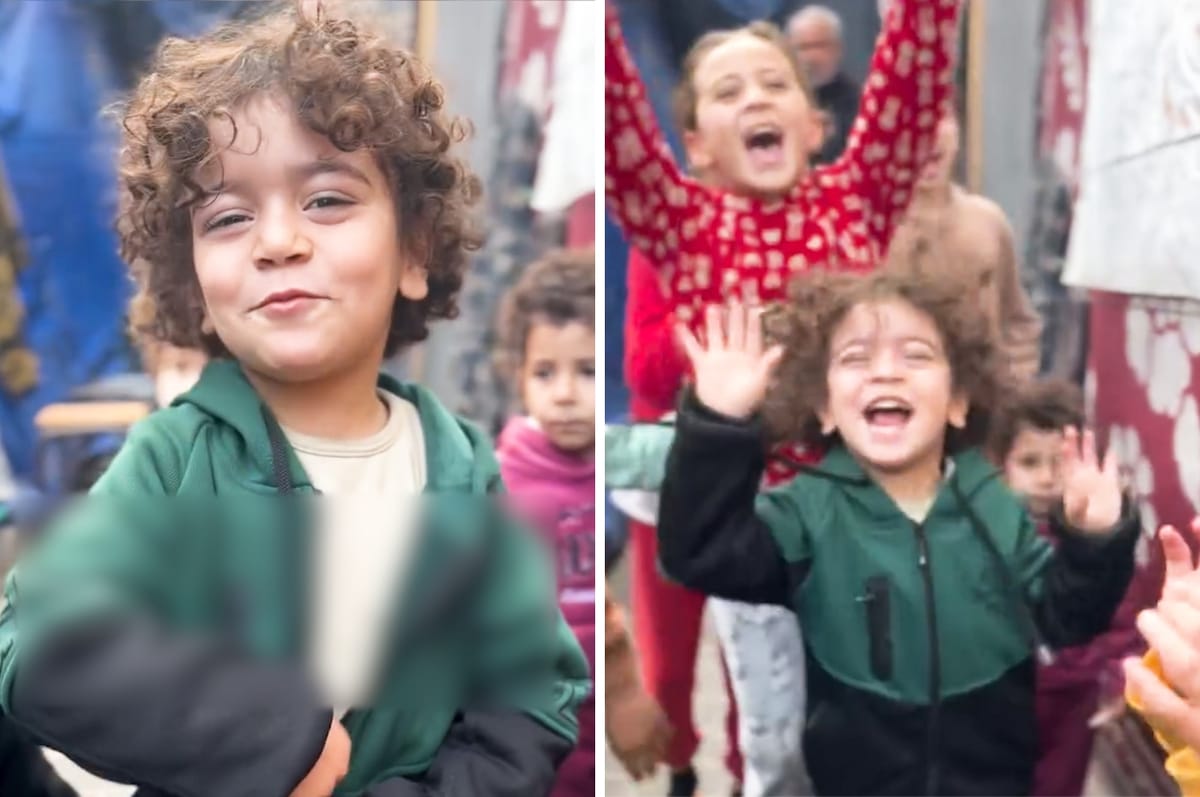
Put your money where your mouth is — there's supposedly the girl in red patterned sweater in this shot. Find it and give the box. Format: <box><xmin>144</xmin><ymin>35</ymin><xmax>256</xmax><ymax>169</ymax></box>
<box><xmin>608</xmin><ymin>3</ymin><xmax>962</xmax><ymax>795</ymax></box>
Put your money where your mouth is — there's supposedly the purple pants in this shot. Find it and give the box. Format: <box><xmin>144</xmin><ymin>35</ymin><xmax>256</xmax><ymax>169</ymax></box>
<box><xmin>1032</xmin><ymin>681</ymin><xmax>1098</xmax><ymax>797</ymax></box>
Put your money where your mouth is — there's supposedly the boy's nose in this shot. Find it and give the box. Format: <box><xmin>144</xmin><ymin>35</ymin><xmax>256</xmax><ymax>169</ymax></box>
<box><xmin>253</xmin><ymin>210</ymin><xmax>312</xmax><ymax>267</ymax></box>
<box><xmin>869</xmin><ymin>350</ymin><xmax>900</xmax><ymax>379</ymax></box>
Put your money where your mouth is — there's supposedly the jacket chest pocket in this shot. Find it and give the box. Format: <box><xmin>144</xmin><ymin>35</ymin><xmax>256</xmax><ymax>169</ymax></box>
<box><xmin>859</xmin><ymin>574</ymin><xmax>893</xmax><ymax>681</ymax></box>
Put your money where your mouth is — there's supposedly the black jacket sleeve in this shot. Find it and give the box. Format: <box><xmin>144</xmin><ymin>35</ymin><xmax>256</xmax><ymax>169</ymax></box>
<box><xmin>657</xmin><ymin>390</ymin><xmax>798</xmax><ymax>605</ymax></box>
<box><xmin>361</xmin><ymin>712</ymin><xmax>571</xmax><ymax>796</ymax></box>
<box><xmin>7</xmin><ymin>613</ymin><xmax>330</xmax><ymax>797</ymax></box>
<box><xmin>0</xmin><ymin>712</ymin><xmax>80</xmax><ymax>797</ymax></box>
<box><xmin>1030</xmin><ymin>501</ymin><xmax>1140</xmax><ymax>650</ymax></box>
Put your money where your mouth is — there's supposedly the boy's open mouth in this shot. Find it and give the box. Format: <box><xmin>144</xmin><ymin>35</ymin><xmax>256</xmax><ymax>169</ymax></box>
<box><xmin>863</xmin><ymin>397</ymin><xmax>913</xmax><ymax>429</ymax></box>
<box><xmin>743</xmin><ymin>124</ymin><xmax>785</xmax><ymax>170</ymax></box>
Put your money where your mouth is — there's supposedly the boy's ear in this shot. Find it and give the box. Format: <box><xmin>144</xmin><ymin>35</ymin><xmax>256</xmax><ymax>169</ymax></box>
<box><xmin>948</xmin><ymin>391</ymin><xmax>969</xmax><ymax>429</ymax></box>
<box><xmin>397</xmin><ymin>260</ymin><xmax>429</xmax><ymax>302</ymax></box>
<box><xmin>817</xmin><ymin>403</ymin><xmax>836</xmax><ymax>435</ymax></box>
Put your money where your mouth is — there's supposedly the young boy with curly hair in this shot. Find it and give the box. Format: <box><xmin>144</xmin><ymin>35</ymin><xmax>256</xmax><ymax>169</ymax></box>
<box><xmin>0</xmin><ymin>5</ymin><xmax>589</xmax><ymax>796</ymax></box>
<box><xmin>657</xmin><ymin>266</ymin><xmax>1140</xmax><ymax>796</ymax></box>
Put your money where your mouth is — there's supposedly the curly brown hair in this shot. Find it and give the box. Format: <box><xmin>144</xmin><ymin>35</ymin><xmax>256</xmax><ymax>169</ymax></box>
<box><xmin>761</xmin><ymin>261</ymin><xmax>1013</xmax><ymax>454</ymax></box>
<box><xmin>118</xmin><ymin>1</ymin><xmax>482</xmax><ymax>358</ymax></box>
<box><xmin>988</xmin><ymin>378</ymin><xmax>1083</xmax><ymax>462</ymax></box>
<box><xmin>672</xmin><ymin>21</ymin><xmax>815</xmax><ymax>134</ymax></box>
<box><xmin>494</xmin><ymin>248</ymin><xmax>596</xmax><ymax>385</ymax></box>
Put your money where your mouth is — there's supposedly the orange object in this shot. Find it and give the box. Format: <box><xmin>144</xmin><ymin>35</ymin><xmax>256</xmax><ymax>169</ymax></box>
<box><xmin>1126</xmin><ymin>649</ymin><xmax>1200</xmax><ymax>795</ymax></box>
<box><xmin>34</xmin><ymin>401</ymin><xmax>150</xmax><ymax>438</ymax></box>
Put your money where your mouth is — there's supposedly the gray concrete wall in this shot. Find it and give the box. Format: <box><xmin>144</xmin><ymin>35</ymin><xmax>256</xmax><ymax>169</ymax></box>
<box><xmin>978</xmin><ymin>0</ymin><xmax>1046</xmax><ymax>256</ymax></box>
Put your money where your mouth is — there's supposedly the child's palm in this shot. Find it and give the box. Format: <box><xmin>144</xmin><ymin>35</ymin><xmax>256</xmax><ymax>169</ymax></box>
<box><xmin>678</xmin><ymin>303</ymin><xmax>782</xmax><ymax>420</ymax></box>
<box><xmin>1061</xmin><ymin>427</ymin><xmax>1122</xmax><ymax>532</ymax></box>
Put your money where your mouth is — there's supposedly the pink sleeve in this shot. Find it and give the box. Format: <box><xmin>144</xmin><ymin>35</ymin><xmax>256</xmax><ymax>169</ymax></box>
<box><xmin>604</xmin><ymin>5</ymin><xmax>708</xmax><ymax>266</ymax></box>
<box><xmin>826</xmin><ymin>0</ymin><xmax>962</xmax><ymax>250</ymax></box>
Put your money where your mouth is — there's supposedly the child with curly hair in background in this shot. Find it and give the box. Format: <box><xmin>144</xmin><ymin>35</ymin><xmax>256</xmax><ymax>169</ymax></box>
<box><xmin>0</xmin><ymin>4</ymin><xmax>588</xmax><ymax>795</ymax></box>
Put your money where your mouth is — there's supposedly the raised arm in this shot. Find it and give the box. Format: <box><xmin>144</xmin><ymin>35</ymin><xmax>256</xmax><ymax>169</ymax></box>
<box><xmin>658</xmin><ymin>303</ymin><xmax>807</xmax><ymax>604</ymax></box>
<box><xmin>1016</xmin><ymin>430</ymin><xmax>1139</xmax><ymax>649</ymax></box>
<box><xmin>828</xmin><ymin>0</ymin><xmax>962</xmax><ymax>250</ymax></box>
<box><xmin>604</xmin><ymin>4</ymin><xmax>707</xmax><ymax>265</ymax></box>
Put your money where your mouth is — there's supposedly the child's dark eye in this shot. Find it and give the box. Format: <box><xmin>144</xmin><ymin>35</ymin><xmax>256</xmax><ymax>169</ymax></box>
<box><xmin>533</xmin><ymin>366</ymin><xmax>555</xmax><ymax>380</ymax></box>
<box><xmin>307</xmin><ymin>195</ymin><xmax>351</xmax><ymax>210</ymax></box>
<box><xmin>578</xmin><ymin>363</ymin><xmax>596</xmax><ymax>379</ymax></box>
<box><xmin>204</xmin><ymin>213</ymin><xmax>250</xmax><ymax>232</ymax></box>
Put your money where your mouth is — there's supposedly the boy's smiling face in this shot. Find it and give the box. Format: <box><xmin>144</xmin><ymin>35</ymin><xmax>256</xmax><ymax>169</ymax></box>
<box><xmin>818</xmin><ymin>298</ymin><xmax>968</xmax><ymax>477</ymax></box>
<box><xmin>190</xmin><ymin>93</ymin><xmax>428</xmax><ymax>383</ymax></box>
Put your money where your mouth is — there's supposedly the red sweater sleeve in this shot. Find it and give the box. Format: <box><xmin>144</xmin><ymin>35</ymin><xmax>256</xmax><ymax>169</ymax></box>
<box><xmin>604</xmin><ymin>5</ymin><xmax>709</xmax><ymax>266</ymax></box>
<box><xmin>824</xmin><ymin>0</ymin><xmax>961</xmax><ymax>251</ymax></box>
<box><xmin>623</xmin><ymin>248</ymin><xmax>689</xmax><ymax>419</ymax></box>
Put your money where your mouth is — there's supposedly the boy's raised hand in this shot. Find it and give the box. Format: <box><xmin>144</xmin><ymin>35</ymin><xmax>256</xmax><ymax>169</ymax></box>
<box><xmin>1061</xmin><ymin>427</ymin><xmax>1122</xmax><ymax>533</ymax></box>
<box><xmin>677</xmin><ymin>302</ymin><xmax>783</xmax><ymax>421</ymax></box>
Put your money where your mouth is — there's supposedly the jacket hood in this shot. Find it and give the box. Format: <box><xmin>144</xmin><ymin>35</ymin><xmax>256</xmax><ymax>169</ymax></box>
<box><xmin>176</xmin><ymin>360</ymin><xmax>501</xmax><ymax>493</ymax></box>
<box><xmin>803</xmin><ymin>444</ymin><xmax>1003</xmax><ymax>518</ymax></box>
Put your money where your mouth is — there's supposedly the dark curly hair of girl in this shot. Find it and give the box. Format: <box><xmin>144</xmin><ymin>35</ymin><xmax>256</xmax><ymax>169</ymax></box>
<box><xmin>118</xmin><ymin>1</ymin><xmax>482</xmax><ymax>358</ymax></box>
<box><xmin>761</xmin><ymin>244</ymin><xmax>1015</xmax><ymax>454</ymax></box>
<box><xmin>494</xmin><ymin>248</ymin><xmax>596</xmax><ymax>387</ymax></box>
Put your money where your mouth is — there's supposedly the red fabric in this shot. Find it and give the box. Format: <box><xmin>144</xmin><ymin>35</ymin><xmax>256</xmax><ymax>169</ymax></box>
<box><xmin>604</xmin><ymin>0</ymin><xmax>960</xmax><ymax>329</ymax></box>
<box><xmin>1032</xmin><ymin>682</ymin><xmax>1099</xmax><ymax>797</ymax></box>
<box><xmin>499</xmin><ymin>1</ymin><xmax>563</xmax><ymax>102</ymax></box>
<box><xmin>629</xmin><ymin>519</ymin><xmax>743</xmax><ymax>778</ymax></box>
<box><xmin>624</xmin><ymin>248</ymin><xmax>690</xmax><ymax>421</ymax></box>
<box><xmin>1037</xmin><ymin>0</ymin><xmax>1088</xmax><ymax>192</ymax></box>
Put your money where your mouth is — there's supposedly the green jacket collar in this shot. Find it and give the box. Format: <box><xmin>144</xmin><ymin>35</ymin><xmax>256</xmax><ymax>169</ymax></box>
<box><xmin>806</xmin><ymin>443</ymin><xmax>1002</xmax><ymax>516</ymax></box>
<box><xmin>176</xmin><ymin>360</ymin><xmax>497</xmax><ymax>494</ymax></box>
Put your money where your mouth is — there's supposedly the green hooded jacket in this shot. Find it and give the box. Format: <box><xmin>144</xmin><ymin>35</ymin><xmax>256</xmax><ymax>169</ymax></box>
<box><xmin>0</xmin><ymin>360</ymin><xmax>590</xmax><ymax>797</ymax></box>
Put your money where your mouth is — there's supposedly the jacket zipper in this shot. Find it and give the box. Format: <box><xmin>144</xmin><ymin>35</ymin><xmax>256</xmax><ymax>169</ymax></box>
<box><xmin>914</xmin><ymin>522</ymin><xmax>941</xmax><ymax>796</ymax></box>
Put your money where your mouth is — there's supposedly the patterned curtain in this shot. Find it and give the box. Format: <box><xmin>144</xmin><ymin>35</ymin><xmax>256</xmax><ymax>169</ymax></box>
<box><xmin>1027</xmin><ymin>0</ymin><xmax>1089</xmax><ymax>384</ymax></box>
<box><xmin>450</xmin><ymin>0</ymin><xmax>566</xmax><ymax>436</ymax></box>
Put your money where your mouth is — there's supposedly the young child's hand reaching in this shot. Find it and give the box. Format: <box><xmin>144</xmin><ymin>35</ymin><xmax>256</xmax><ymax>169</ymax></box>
<box><xmin>1125</xmin><ymin>519</ymin><xmax>1200</xmax><ymax>753</ymax></box>
<box><xmin>1060</xmin><ymin>427</ymin><xmax>1122</xmax><ymax>532</ymax></box>
<box><xmin>677</xmin><ymin>302</ymin><xmax>783</xmax><ymax>420</ymax></box>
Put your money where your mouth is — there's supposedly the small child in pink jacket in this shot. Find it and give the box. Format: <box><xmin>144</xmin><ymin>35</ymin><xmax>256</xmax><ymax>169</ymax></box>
<box><xmin>496</xmin><ymin>249</ymin><xmax>596</xmax><ymax>796</ymax></box>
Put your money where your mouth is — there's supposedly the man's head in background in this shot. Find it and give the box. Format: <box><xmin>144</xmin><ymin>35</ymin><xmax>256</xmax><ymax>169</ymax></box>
<box><xmin>786</xmin><ymin>5</ymin><xmax>844</xmax><ymax>89</ymax></box>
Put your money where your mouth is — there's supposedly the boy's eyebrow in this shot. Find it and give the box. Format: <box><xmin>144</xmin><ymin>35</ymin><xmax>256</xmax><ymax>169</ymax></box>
<box><xmin>296</xmin><ymin>158</ymin><xmax>374</xmax><ymax>187</ymax></box>
<box><xmin>832</xmin><ymin>334</ymin><xmax>942</xmax><ymax>352</ymax></box>
<box><xmin>196</xmin><ymin>158</ymin><xmax>373</xmax><ymax>200</ymax></box>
